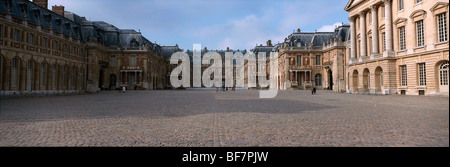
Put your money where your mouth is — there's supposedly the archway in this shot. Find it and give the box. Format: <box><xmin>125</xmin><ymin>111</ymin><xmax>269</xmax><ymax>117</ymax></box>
<box><xmin>327</xmin><ymin>70</ymin><xmax>333</xmax><ymax>90</ymax></box>
<box><xmin>375</xmin><ymin>67</ymin><xmax>383</xmax><ymax>92</ymax></box>
<box><xmin>352</xmin><ymin>70</ymin><xmax>359</xmax><ymax>93</ymax></box>
<box><xmin>363</xmin><ymin>68</ymin><xmax>370</xmax><ymax>92</ymax></box>
<box><xmin>438</xmin><ymin>61</ymin><xmax>449</xmax><ymax>93</ymax></box>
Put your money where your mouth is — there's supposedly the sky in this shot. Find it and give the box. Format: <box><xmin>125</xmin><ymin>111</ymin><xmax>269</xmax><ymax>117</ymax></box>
<box><xmin>47</xmin><ymin>0</ymin><xmax>350</xmax><ymax>51</ymax></box>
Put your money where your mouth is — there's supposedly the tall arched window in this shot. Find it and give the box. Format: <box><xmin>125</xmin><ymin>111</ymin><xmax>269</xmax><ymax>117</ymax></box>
<box><xmin>79</xmin><ymin>67</ymin><xmax>83</xmax><ymax>90</ymax></box>
<box><xmin>11</xmin><ymin>58</ymin><xmax>18</xmax><ymax>87</ymax></box>
<box><xmin>62</xmin><ymin>66</ymin><xmax>67</xmax><ymax>88</ymax></box>
<box><xmin>440</xmin><ymin>61</ymin><xmax>449</xmax><ymax>86</ymax></box>
<box><xmin>41</xmin><ymin>63</ymin><xmax>46</xmax><ymax>87</ymax></box>
<box><xmin>71</xmin><ymin>67</ymin><xmax>76</xmax><ymax>89</ymax></box>
<box><xmin>52</xmin><ymin>64</ymin><xmax>56</xmax><ymax>88</ymax></box>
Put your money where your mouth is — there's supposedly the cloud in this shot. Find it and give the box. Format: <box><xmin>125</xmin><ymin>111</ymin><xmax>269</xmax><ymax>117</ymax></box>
<box><xmin>317</xmin><ymin>22</ymin><xmax>343</xmax><ymax>32</ymax></box>
<box><xmin>46</xmin><ymin>0</ymin><xmax>350</xmax><ymax>51</ymax></box>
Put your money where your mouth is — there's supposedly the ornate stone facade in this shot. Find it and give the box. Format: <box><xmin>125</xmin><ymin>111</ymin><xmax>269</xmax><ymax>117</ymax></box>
<box><xmin>0</xmin><ymin>0</ymin><xmax>180</xmax><ymax>96</ymax></box>
<box><xmin>345</xmin><ymin>0</ymin><xmax>449</xmax><ymax>95</ymax></box>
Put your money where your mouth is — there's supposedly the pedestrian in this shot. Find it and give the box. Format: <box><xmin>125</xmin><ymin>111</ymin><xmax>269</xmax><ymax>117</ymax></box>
<box><xmin>233</xmin><ymin>85</ymin><xmax>235</xmax><ymax>91</ymax></box>
<box><xmin>312</xmin><ymin>87</ymin><xmax>316</xmax><ymax>95</ymax></box>
<box><xmin>122</xmin><ymin>86</ymin><xmax>126</xmax><ymax>93</ymax></box>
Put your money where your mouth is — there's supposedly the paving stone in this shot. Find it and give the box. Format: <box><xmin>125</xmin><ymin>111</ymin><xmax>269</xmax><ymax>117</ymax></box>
<box><xmin>0</xmin><ymin>90</ymin><xmax>448</xmax><ymax>147</ymax></box>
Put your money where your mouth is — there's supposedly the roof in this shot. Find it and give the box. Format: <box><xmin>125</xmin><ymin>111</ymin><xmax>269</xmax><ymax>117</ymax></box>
<box><xmin>284</xmin><ymin>24</ymin><xmax>350</xmax><ymax>47</ymax></box>
<box><xmin>0</xmin><ymin>0</ymin><xmax>81</xmax><ymax>39</ymax></box>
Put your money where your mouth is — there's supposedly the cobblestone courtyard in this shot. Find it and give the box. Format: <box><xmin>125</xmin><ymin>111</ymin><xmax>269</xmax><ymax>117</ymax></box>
<box><xmin>0</xmin><ymin>90</ymin><xmax>448</xmax><ymax>147</ymax></box>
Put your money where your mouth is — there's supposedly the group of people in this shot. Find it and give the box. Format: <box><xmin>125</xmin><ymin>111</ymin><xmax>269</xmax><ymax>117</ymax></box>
<box><xmin>216</xmin><ymin>85</ymin><xmax>236</xmax><ymax>92</ymax></box>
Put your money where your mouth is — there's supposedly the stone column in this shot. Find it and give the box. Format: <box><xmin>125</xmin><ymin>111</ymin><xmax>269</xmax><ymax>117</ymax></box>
<box><xmin>370</xmin><ymin>5</ymin><xmax>379</xmax><ymax>58</ymax></box>
<box><xmin>384</xmin><ymin>0</ymin><xmax>394</xmax><ymax>57</ymax></box>
<box><xmin>349</xmin><ymin>16</ymin><xmax>357</xmax><ymax>64</ymax></box>
<box><xmin>359</xmin><ymin>11</ymin><xmax>367</xmax><ymax>60</ymax></box>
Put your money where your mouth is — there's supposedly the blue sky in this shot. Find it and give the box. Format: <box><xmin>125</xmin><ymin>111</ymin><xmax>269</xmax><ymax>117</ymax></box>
<box><xmin>48</xmin><ymin>0</ymin><xmax>350</xmax><ymax>51</ymax></box>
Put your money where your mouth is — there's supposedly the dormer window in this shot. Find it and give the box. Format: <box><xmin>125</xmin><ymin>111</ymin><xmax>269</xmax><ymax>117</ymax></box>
<box><xmin>130</xmin><ymin>38</ymin><xmax>139</xmax><ymax>47</ymax></box>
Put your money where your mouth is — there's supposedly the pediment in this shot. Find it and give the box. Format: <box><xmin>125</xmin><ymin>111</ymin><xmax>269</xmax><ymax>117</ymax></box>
<box><xmin>345</xmin><ymin>0</ymin><xmax>366</xmax><ymax>11</ymax></box>
<box><xmin>430</xmin><ymin>2</ymin><xmax>449</xmax><ymax>15</ymax></box>
<box><xmin>410</xmin><ymin>9</ymin><xmax>427</xmax><ymax>19</ymax></box>
<box><xmin>394</xmin><ymin>17</ymin><xmax>408</xmax><ymax>26</ymax></box>
<box><xmin>430</xmin><ymin>2</ymin><xmax>449</xmax><ymax>12</ymax></box>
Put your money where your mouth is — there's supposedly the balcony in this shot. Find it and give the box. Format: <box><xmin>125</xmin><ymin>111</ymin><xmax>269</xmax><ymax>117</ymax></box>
<box><xmin>121</xmin><ymin>66</ymin><xmax>142</xmax><ymax>71</ymax></box>
<box><xmin>289</xmin><ymin>65</ymin><xmax>312</xmax><ymax>71</ymax></box>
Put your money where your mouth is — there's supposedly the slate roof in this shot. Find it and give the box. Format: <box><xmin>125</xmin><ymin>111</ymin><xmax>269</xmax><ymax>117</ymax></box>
<box><xmin>0</xmin><ymin>0</ymin><xmax>182</xmax><ymax>59</ymax></box>
<box><xmin>285</xmin><ymin>24</ymin><xmax>350</xmax><ymax>47</ymax></box>
<box><xmin>0</xmin><ymin>0</ymin><xmax>81</xmax><ymax>39</ymax></box>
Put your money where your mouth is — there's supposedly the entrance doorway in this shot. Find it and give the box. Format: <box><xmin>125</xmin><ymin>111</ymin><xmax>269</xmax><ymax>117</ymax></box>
<box><xmin>109</xmin><ymin>74</ymin><xmax>117</xmax><ymax>90</ymax></box>
<box><xmin>99</xmin><ymin>69</ymin><xmax>104</xmax><ymax>90</ymax></box>
<box><xmin>352</xmin><ymin>70</ymin><xmax>359</xmax><ymax>93</ymax></box>
<box><xmin>328</xmin><ymin>70</ymin><xmax>333</xmax><ymax>90</ymax></box>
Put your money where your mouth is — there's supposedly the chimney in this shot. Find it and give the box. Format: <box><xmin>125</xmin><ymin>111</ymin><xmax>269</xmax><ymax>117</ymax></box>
<box><xmin>33</xmin><ymin>0</ymin><xmax>48</xmax><ymax>9</ymax></box>
<box><xmin>266</xmin><ymin>40</ymin><xmax>272</xmax><ymax>46</ymax></box>
<box><xmin>52</xmin><ymin>5</ymin><xmax>65</xmax><ymax>16</ymax></box>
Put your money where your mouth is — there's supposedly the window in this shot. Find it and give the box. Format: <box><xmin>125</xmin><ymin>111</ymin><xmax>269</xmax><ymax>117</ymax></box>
<box><xmin>416</xmin><ymin>0</ymin><xmax>422</xmax><ymax>4</ymax></box>
<box><xmin>71</xmin><ymin>67</ymin><xmax>75</xmax><ymax>87</ymax></box>
<box><xmin>297</xmin><ymin>55</ymin><xmax>302</xmax><ymax>66</ymax></box>
<box><xmin>52</xmin><ymin>65</ymin><xmax>56</xmax><ymax>88</ymax></box>
<box><xmin>315</xmin><ymin>55</ymin><xmax>321</xmax><ymax>65</ymax></box>
<box><xmin>29</xmin><ymin>34</ymin><xmax>35</xmax><ymax>45</ymax></box>
<box><xmin>440</xmin><ymin>62</ymin><xmax>449</xmax><ymax>86</ymax></box>
<box><xmin>398</xmin><ymin>0</ymin><xmax>404</xmax><ymax>11</ymax></box>
<box><xmin>41</xmin><ymin>63</ymin><xmax>46</xmax><ymax>87</ymax></box>
<box><xmin>54</xmin><ymin>40</ymin><xmax>59</xmax><ymax>50</ymax></box>
<box><xmin>73</xmin><ymin>47</ymin><xmax>76</xmax><ymax>55</ymax></box>
<box><xmin>383</xmin><ymin>32</ymin><xmax>386</xmax><ymax>51</ymax></box>
<box><xmin>315</xmin><ymin>74</ymin><xmax>322</xmax><ymax>86</ymax></box>
<box><xmin>14</xmin><ymin>29</ymin><xmax>20</xmax><ymax>42</ymax></box>
<box><xmin>400</xmin><ymin>65</ymin><xmax>407</xmax><ymax>86</ymax></box>
<box><xmin>64</xmin><ymin>44</ymin><xmax>68</xmax><ymax>53</ymax></box>
<box><xmin>62</xmin><ymin>66</ymin><xmax>67</xmax><ymax>87</ymax></box>
<box><xmin>416</xmin><ymin>20</ymin><xmax>424</xmax><ymax>47</ymax></box>
<box><xmin>418</xmin><ymin>63</ymin><xmax>426</xmax><ymax>86</ymax></box>
<box><xmin>438</xmin><ymin>13</ymin><xmax>448</xmax><ymax>42</ymax></box>
<box><xmin>399</xmin><ymin>26</ymin><xmax>406</xmax><ymax>50</ymax></box>
<box><xmin>110</xmin><ymin>55</ymin><xmax>116</xmax><ymax>66</ymax></box>
<box><xmin>130</xmin><ymin>55</ymin><xmax>136</xmax><ymax>66</ymax></box>
<box><xmin>42</xmin><ymin>37</ymin><xmax>47</xmax><ymax>48</ymax></box>
<box><xmin>11</xmin><ymin>58</ymin><xmax>18</xmax><ymax>87</ymax></box>
<box><xmin>79</xmin><ymin>68</ymin><xmax>83</xmax><ymax>90</ymax></box>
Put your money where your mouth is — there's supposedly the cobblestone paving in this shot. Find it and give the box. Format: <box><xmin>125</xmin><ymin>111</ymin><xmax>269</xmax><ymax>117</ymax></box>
<box><xmin>0</xmin><ymin>90</ymin><xmax>448</xmax><ymax>147</ymax></box>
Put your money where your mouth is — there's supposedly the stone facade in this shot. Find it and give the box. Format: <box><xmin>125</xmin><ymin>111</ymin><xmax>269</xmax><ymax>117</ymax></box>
<box><xmin>0</xmin><ymin>0</ymin><xmax>180</xmax><ymax>96</ymax></box>
<box><xmin>345</xmin><ymin>0</ymin><xmax>449</xmax><ymax>95</ymax></box>
<box><xmin>274</xmin><ymin>27</ymin><xmax>350</xmax><ymax>92</ymax></box>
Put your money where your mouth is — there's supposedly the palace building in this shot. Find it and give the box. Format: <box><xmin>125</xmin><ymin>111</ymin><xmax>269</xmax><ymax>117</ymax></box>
<box><xmin>1</xmin><ymin>0</ymin><xmax>447</xmax><ymax>96</ymax></box>
<box><xmin>344</xmin><ymin>0</ymin><xmax>449</xmax><ymax>95</ymax></box>
<box><xmin>0</xmin><ymin>0</ymin><xmax>181</xmax><ymax>96</ymax></box>
<box><xmin>274</xmin><ymin>26</ymin><xmax>351</xmax><ymax>92</ymax></box>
